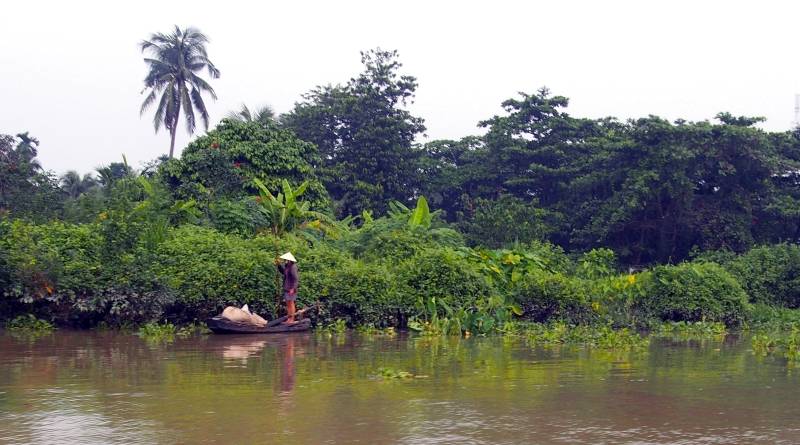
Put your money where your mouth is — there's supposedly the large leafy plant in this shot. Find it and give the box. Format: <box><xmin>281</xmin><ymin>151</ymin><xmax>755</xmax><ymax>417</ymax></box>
<box><xmin>252</xmin><ymin>178</ymin><xmax>330</xmax><ymax>236</ymax></box>
<box><xmin>337</xmin><ymin>196</ymin><xmax>464</xmax><ymax>260</ymax></box>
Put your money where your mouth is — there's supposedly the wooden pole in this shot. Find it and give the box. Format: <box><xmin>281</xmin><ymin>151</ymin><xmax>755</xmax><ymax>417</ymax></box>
<box><xmin>274</xmin><ymin>239</ymin><xmax>282</xmax><ymax>317</ymax></box>
<box><xmin>266</xmin><ymin>306</ymin><xmax>315</xmax><ymax>327</ymax></box>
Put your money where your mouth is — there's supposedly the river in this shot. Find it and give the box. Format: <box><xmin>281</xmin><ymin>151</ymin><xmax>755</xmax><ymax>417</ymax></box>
<box><xmin>0</xmin><ymin>331</ymin><xmax>798</xmax><ymax>444</ymax></box>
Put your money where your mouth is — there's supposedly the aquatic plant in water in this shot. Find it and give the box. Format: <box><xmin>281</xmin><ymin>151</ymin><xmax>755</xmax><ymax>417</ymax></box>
<box><xmin>318</xmin><ymin>318</ymin><xmax>347</xmax><ymax>335</ymax></box>
<box><xmin>747</xmin><ymin>306</ymin><xmax>800</xmax><ymax>362</ymax></box>
<box><xmin>373</xmin><ymin>367</ymin><xmax>427</xmax><ymax>380</ymax></box>
<box><xmin>751</xmin><ymin>328</ymin><xmax>800</xmax><ymax>362</ymax></box>
<box><xmin>746</xmin><ymin>304</ymin><xmax>800</xmax><ymax>332</ymax></box>
<box><xmin>138</xmin><ymin>322</ymin><xmax>178</xmax><ymax>342</ymax></box>
<box><xmin>176</xmin><ymin>322</ymin><xmax>210</xmax><ymax>336</ymax></box>
<box><xmin>5</xmin><ymin>314</ymin><xmax>55</xmax><ymax>336</ymax></box>
<box><xmin>356</xmin><ymin>324</ymin><xmax>396</xmax><ymax>336</ymax></box>
<box><xmin>523</xmin><ymin>322</ymin><xmax>649</xmax><ymax>350</ymax></box>
<box><xmin>408</xmin><ymin>295</ymin><xmax>522</xmax><ymax>337</ymax></box>
<box><xmin>655</xmin><ymin>321</ymin><xmax>727</xmax><ymax>339</ymax></box>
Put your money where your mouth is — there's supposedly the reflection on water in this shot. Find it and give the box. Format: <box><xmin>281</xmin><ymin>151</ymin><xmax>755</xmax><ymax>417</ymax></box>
<box><xmin>1</xmin><ymin>331</ymin><xmax>800</xmax><ymax>444</ymax></box>
<box><xmin>220</xmin><ymin>338</ymin><xmax>267</xmax><ymax>363</ymax></box>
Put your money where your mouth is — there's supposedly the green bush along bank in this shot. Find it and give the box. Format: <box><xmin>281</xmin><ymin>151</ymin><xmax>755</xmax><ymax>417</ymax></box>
<box><xmin>2</xmin><ymin>212</ymin><xmax>789</xmax><ymax>333</ymax></box>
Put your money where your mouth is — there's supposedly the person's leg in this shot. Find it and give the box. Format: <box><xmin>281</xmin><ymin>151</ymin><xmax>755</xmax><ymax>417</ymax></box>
<box><xmin>286</xmin><ymin>300</ymin><xmax>296</xmax><ymax>323</ymax></box>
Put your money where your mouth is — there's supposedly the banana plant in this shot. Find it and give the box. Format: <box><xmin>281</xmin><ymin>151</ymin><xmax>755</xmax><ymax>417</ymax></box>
<box><xmin>388</xmin><ymin>196</ymin><xmax>436</xmax><ymax>229</ymax></box>
<box><xmin>134</xmin><ymin>176</ymin><xmax>199</xmax><ymax>225</ymax></box>
<box><xmin>408</xmin><ymin>196</ymin><xmax>432</xmax><ymax>228</ymax></box>
<box><xmin>252</xmin><ymin>178</ymin><xmax>331</xmax><ymax>236</ymax></box>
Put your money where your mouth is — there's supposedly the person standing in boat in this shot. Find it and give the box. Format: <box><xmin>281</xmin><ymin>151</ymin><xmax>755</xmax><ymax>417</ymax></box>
<box><xmin>276</xmin><ymin>252</ymin><xmax>299</xmax><ymax>324</ymax></box>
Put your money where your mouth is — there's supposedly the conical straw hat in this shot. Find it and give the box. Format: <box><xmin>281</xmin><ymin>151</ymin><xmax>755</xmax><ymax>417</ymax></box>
<box><xmin>279</xmin><ymin>252</ymin><xmax>297</xmax><ymax>262</ymax></box>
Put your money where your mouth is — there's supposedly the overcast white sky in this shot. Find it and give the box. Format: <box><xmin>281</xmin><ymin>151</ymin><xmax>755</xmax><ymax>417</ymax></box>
<box><xmin>2</xmin><ymin>0</ymin><xmax>800</xmax><ymax>174</ymax></box>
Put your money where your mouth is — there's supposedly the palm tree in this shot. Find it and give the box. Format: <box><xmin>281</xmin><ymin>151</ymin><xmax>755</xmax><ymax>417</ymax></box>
<box><xmin>96</xmin><ymin>164</ymin><xmax>133</xmax><ymax>187</ymax></box>
<box><xmin>227</xmin><ymin>104</ymin><xmax>275</xmax><ymax>126</ymax></box>
<box><xmin>139</xmin><ymin>26</ymin><xmax>220</xmax><ymax>158</ymax></box>
<box><xmin>60</xmin><ymin>171</ymin><xmax>97</xmax><ymax>199</ymax></box>
<box><xmin>96</xmin><ymin>155</ymin><xmax>134</xmax><ymax>188</ymax></box>
<box><xmin>15</xmin><ymin>132</ymin><xmax>41</xmax><ymax>171</ymax></box>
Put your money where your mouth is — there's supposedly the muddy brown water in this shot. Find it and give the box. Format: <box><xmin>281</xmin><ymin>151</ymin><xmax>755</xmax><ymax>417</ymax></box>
<box><xmin>0</xmin><ymin>331</ymin><xmax>798</xmax><ymax>444</ymax></box>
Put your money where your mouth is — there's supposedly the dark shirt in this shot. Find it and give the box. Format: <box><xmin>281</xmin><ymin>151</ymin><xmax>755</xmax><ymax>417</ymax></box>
<box><xmin>277</xmin><ymin>262</ymin><xmax>299</xmax><ymax>291</ymax></box>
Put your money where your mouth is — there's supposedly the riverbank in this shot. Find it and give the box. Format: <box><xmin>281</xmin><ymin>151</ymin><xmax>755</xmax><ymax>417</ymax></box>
<box><xmin>4</xmin><ymin>215</ymin><xmax>799</xmax><ymax>331</ymax></box>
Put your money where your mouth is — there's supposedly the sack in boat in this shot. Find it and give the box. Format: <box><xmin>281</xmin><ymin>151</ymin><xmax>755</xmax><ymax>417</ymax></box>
<box><xmin>250</xmin><ymin>312</ymin><xmax>268</xmax><ymax>327</ymax></box>
<box><xmin>221</xmin><ymin>306</ymin><xmax>253</xmax><ymax>323</ymax></box>
<box><xmin>221</xmin><ymin>305</ymin><xmax>268</xmax><ymax>327</ymax></box>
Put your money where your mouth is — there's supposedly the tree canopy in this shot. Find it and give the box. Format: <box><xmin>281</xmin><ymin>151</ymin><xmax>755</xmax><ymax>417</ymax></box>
<box><xmin>4</xmin><ymin>48</ymin><xmax>800</xmax><ymax>267</ymax></box>
<box><xmin>0</xmin><ymin>133</ymin><xmax>62</xmax><ymax>221</ymax></box>
<box><xmin>160</xmin><ymin>118</ymin><xmax>329</xmax><ymax>210</ymax></box>
<box><xmin>418</xmin><ymin>88</ymin><xmax>800</xmax><ymax>263</ymax></box>
<box><xmin>282</xmin><ymin>48</ymin><xmax>426</xmax><ymax>217</ymax></box>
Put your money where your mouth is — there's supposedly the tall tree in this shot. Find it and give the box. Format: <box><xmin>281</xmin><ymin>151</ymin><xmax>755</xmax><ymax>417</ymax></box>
<box><xmin>417</xmin><ymin>136</ymin><xmax>490</xmax><ymax>217</ymax></box>
<box><xmin>478</xmin><ymin>87</ymin><xmax>599</xmax><ymax>207</ymax></box>
<box><xmin>160</xmin><ymin>119</ymin><xmax>329</xmax><ymax>210</ymax></box>
<box><xmin>283</xmin><ymin>48</ymin><xmax>425</xmax><ymax>216</ymax></box>
<box><xmin>139</xmin><ymin>26</ymin><xmax>220</xmax><ymax>158</ymax></box>
<box><xmin>0</xmin><ymin>133</ymin><xmax>63</xmax><ymax>219</ymax></box>
<box><xmin>14</xmin><ymin>132</ymin><xmax>41</xmax><ymax>170</ymax></box>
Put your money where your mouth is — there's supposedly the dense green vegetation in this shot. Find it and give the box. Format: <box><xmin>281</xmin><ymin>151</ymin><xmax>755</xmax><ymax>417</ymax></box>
<box><xmin>2</xmin><ymin>34</ymin><xmax>799</xmax><ymax>334</ymax></box>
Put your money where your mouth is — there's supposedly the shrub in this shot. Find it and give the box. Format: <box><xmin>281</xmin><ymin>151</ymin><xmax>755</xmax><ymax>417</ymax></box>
<box><xmin>210</xmin><ymin>198</ymin><xmax>258</xmax><ymax>236</ymax></box>
<box><xmin>458</xmin><ymin>195</ymin><xmax>554</xmax><ymax>248</ymax></box>
<box><xmin>399</xmin><ymin>248</ymin><xmax>494</xmax><ymax>311</ymax></box>
<box><xmin>724</xmin><ymin>244</ymin><xmax>800</xmax><ymax>307</ymax></box>
<box><xmin>3</xmin><ymin>219</ymin><xmax>102</xmax><ymax>305</ymax></box>
<box><xmin>0</xmin><ymin>220</ymin><xmax>12</xmax><ymax>309</ymax></box>
<box><xmin>72</xmin><ymin>285</ymin><xmax>176</xmax><ymax>327</ymax></box>
<box><xmin>313</xmin><ymin>258</ymin><xmax>404</xmax><ymax>327</ymax></box>
<box><xmin>637</xmin><ymin>262</ymin><xmax>749</xmax><ymax>326</ymax></box>
<box><xmin>0</xmin><ymin>219</ymin><xmax>177</xmax><ymax>326</ymax></box>
<box><xmin>525</xmin><ymin>241</ymin><xmax>573</xmax><ymax>274</ymax></box>
<box><xmin>151</xmin><ymin>226</ymin><xmax>280</xmax><ymax>320</ymax></box>
<box><xmin>576</xmin><ymin>248</ymin><xmax>617</xmax><ymax>279</ymax></box>
<box><xmin>513</xmin><ymin>271</ymin><xmax>593</xmax><ymax>324</ymax></box>
<box><xmin>586</xmin><ymin>273</ymin><xmax>649</xmax><ymax>328</ymax></box>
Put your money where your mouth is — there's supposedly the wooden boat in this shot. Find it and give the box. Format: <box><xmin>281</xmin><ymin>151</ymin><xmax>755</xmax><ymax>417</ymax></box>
<box><xmin>206</xmin><ymin>306</ymin><xmax>314</xmax><ymax>334</ymax></box>
<box><xmin>206</xmin><ymin>317</ymin><xmax>311</xmax><ymax>334</ymax></box>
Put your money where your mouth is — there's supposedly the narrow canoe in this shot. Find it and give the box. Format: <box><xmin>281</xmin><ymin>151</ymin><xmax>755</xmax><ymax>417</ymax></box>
<box><xmin>206</xmin><ymin>317</ymin><xmax>311</xmax><ymax>334</ymax></box>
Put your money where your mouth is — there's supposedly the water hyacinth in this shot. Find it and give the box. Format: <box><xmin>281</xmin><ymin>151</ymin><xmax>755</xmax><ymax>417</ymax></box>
<box><xmin>655</xmin><ymin>321</ymin><xmax>728</xmax><ymax>339</ymax></box>
<box><xmin>5</xmin><ymin>314</ymin><xmax>55</xmax><ymax>336</ymax></box>
<box><xmin>522</xmin><ymin>322</ymin><xmax>649</xmax><ymax>350</ymax></box>
<box><xmin>138</xmin><ymin>322</ymin><xmax>178</xmax><ymax>342</ymax></box>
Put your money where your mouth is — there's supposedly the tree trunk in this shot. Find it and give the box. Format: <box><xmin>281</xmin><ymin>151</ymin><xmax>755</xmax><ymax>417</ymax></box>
<box><xmin>169</xmin><ymin>126</ymin><xmax>177</xmax><ymax>159</ymax></box>
<box><xmin>168</xmin><ymin>98</ymin><xmax>181</xmax><ymax>159</ymax></box>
